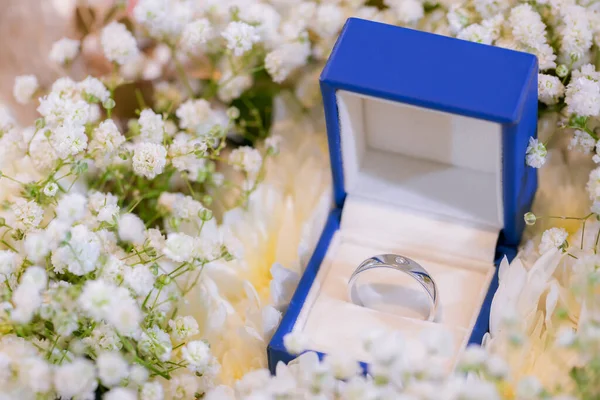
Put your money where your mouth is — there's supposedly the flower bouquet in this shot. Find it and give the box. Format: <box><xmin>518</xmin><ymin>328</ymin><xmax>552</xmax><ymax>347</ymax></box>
<box><xmin>2</xmin><ymin>0</ymin><xmax>600</xmax><ymax>399</ymax></box>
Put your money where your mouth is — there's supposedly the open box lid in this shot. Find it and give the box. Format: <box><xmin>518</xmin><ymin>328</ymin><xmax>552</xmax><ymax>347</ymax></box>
<box><xmin>320</xmin><ymin>18</ymin><xmax>538</xmax><ymax>246</ymax></box>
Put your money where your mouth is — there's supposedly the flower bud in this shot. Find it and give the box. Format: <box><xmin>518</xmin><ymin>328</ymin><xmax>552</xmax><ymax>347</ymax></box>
<box><xmin>524</xmin><ymin>212</ymin><xmax>536</xmax><ymax>225</ymax></box>
<box><xmin>227</xmin><ymin>106</ymin><xmax>240</xmax><ymax>120</ymax></box>
<box><xmin>103</xmin><ymin>98</ymin><xmax>116</xmax><ymax>110</ymax></box>
<box><xmin>196</xmin><ymin>169</ymin><xmax>208</xmax><ymax>183</ymax></box>
<box><xmin>556</xmin><ymin>64</ymin><xmax>569</xmax><ymax>78</ymax></box>
<box><xmin>199</xmin><ymin>208</ymin><xmax>213</xmax><ymax>221</ymax></box>
<box><xmin>35</xmin><ymin>118</ymin><xmax>45</xmax><ymax>130</ymax></box>
<box><xmin>156</xmin><ymin>274</ymin><xmax>172</xmax><ymax>287</ymax></box>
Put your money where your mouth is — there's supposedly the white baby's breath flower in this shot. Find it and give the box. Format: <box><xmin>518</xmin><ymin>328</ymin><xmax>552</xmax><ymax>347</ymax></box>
<box><xmin>96</xmin><ymin>204</ymin><xmax>120</xmax><ymax>224</ymax></box>
<box><xmin>572</xmin><ymin>64</ymin><xmax>600</xmax><ymax>81</ymax></box>
<box><xmin>387</xmin><ymin>0</ymin><xmax>424</xmax><ymax>25</ymax></box>
<box><xmin>138</xmin><ymin>108</ymin><xmax>165</xmax><ymax>143</ymax></box>
<box><xmin>52</xmin><ymin>123</ymin><xmax>89</xmax><ymax>158</ymax></box>
<box><xmin>13</xmin><ymin>75</ymin><xmax>39</xmax><ymax>105</ymax></box>
<box><xmin>12</xmin><ymin>198</ymin><xmax>44</xmax><ymax>230</ymax></box>
<box><xmin>163</xmin><ymin>232</ymin><xmax>196</xmax><ymax>263</ymax></box>
<box><xmin>118</xmin><ymin>213</ymin><xmax>146</xmax><ymax>245</ymax></box>
<box><xmin>169</xmin><ymin>133</ymin><xmax>207</xmax><ymax>177</ymax></box>
<box><xmin>169</xmin><ymin>372</ymin><xmax>200</xmax><ymax>400</ymax></box>
<box><xmin>265</xmin><ymin>135</ymin><xmax>282</xmax><ymax>154</ymax></box>
<box><xmin>525</xmin><ymin>137</ymin><xmax>547</xmax><ymax>168</ymax></box>
<box><xmin>169</xmin><ymin>315</ymin><xmax>199</xmax><ymax>341</ymax></box>
<box><xmin>141</xmin><ymin>380</ymin><xmax>164</xmax><ymax>400</ymax></box>
<box><xmin>229</xmin><ymin>146</ymin><xmax>263</xmax><ymax>176</ymax></box>
<box><xmin>101</xmin><ymin>22</ymin><xmax>139</xmax><ymax>65</ymax></box>
<box><xmin>24</xmin><ymin>231</ymin><xmax>50</xmax><ymax>264</ymax></box>
<box><xmin>104</xmin><ymin>388</ymin><xmax>138</xmax><ymax>400</ymax></box>
<box><xmin>43</xmin><ymin>182</ymin><xmax>59</xmax><ymax>197</ymax></box>
<box><xmin>0</xmin><ymin>250</ymin><xmax>20</xmax><ymax>277</ymax></box>
<box><xmin>538</xmin><ymin>74</ymin><xmax>565</xmax><ymax>105</ymax></box>
<box><xmin>239</xmin><ymin>2</ymin><xmax>281</xmax><ymax>48</ymax></box>
<box><xmin>133</xmin><ymin>0</ymin><xmax>195</xmax><ymax>41</ymax></box>
<box><xmin>324</xmin><ymin>353</ymin><xmax>360</xmax><ymax>379</ymax></box>
<box><xmin>473</xmin><ymin>0</ymin><xmax>508</xmax><ymax>18</ymax></box>
<box><xmin>82</xmin><ymin>323</ymin><xmax>121</xmax><ymax>353</ymax></box>
<box><xmin>123</xmin><ymin>264</ymin><xmax>156</xmax><ymax>297</ymax></box>
<box><xmin>180</xmin><ymin>19</ymin><xmax>212</xmax><ymax>54</ymax></box>
<box><xmin>485</xmin><ymin>355</ymin><xmax>509</xmax><ymax>379</ymax></box>
<box><xmin>79</xmin><ymin>76</ymin><xmax>110</xmax><ymax>103</ymax></box>
<box><xmin>457</xmin><ymin>23</ymin><xmax>494</xmax><ymax>44</ymax></box>
<box><xmin>0</xmin><ymin>105</ymin><xmax>15</xmax><ymax>133</ymax></box>
<box><xmin>19</xmin><ymin>356</ymin><xmax>52</xmax><ymax>394</ymax></box>
<box><xmin>133</xmin><ymin>142</ymin><xmax>168</xmax><ymax>179</ymax></box>
<box><xmin>569</xmin><ymin>129</ymin><xmax>596</xmax><ymax>154</ymax></box>
<box><xmin>139</xmin><ymin>326</ymin><xmax>173</xmax><ymax>362</ymax></box>
<box><xmin>51</xmin><ymin>76</ymin><xmax>78</xmax><ymax>97</ymax></box>
<box><xmin>79</xmin><ymin>280</ymin><xmax>142</xmax><ymax>336</ymax></box>
<box><xmin>37</xmin><ymin>93</ymin><xmax>91</xmax><ymax>128</ymax></box>
<box><xmin>51</xmin><ymin>225</ymin><xmax>101</xmax><ymax>276</ymax></box>
<box><xmin>509</xmin><ymin>4</ymin><xmax>556</xmax><ymax>70</ymax></box>
<box><xmin>459</xmin><ymin>345</ymin><xmax>488</xmax><ymax>369</ymax></box>
<box><xmin>171</xmin><ymin>195</ymin><xmax>207</xmax><ymax>221</ymax></box>
<box><xmin>129</xmin><ymin>364</ymin><xmax>149</xmax><ymax>386</ymax></box>
<box><xmin>49</xmin><ymin>37</ymin><xmax>80</xmax><ymax>65</ymax></box>
<box><xmin>283</xmin><ymin>331</ymin><xmax>309</xmax><ymax>355</ymax></box>
<box><xmin>181</xmin><ymin>340</ymin><xmax>213</xmax><ymax>374</ymax></box>
<box><xmin>90</xmin><ymin>119</ymin><xmax>126</xmax><ymax>156</ymax></box>
<box><xmin>97</xmin><ymin>351</ymin><xmax>129</xmax><ymax>387</ymax></box>
<box><xmin>20</xmin><ymin>266</ymin><xmax>48</xmax><ymax>291</ymax></box>
<box><xmin>265</xmin><ymin>42</ymin><xmax>311</xmax><ymax>83</ymax></box>
<box><xmin>559</xmin><ymin>5</ymin><xmax>593</xmax><ymax>63</ymax></box>
<box><xmin>53</xmin><ymin>358</ymin><xmax>98</xmax><ymax>399</ymax></box>
<box><xmin>447</xmin><ymin>5</ymin><xmax>473</xmax><ymax>34</ymax></box>
<box><xmin>56</xmin><ymin>192</ymin><xmax>87</xmax><ymax>223</ymax></box>
<box><xmin>222</xmin><ymin>22</ymin><xmax>260</xmax><ymax>57</ymax></box>
<box><xmin>588</xmin><ymin>167</ymin><xmax>600</xmax><ymax>201</ymax></box>
<box><xmin>540</xmin><ymin>227</ymin><xmax>569</xmax><ymax>253</ymax></box>
<box><xmin>516</xmin><ymin>376</ymin><xmax>543</xmax><ymax>400</ymax></box>
<box><xmin>175</xmin><ymin>99</ymin><xmax>218</xmax><ymax>135</ymax></box>
<box><xmin>565</xmin><ymin>76</ymin><xmax>600</xmax><ymax>117</ymax></box>
<box><xmin>312</xmin><ymin>3</ymin><xmax>344</xmax><ymax>39</ymax></box>
<box><xmin>11</xmin><ymin>280</ymin><xmax>43</xmax><ymax>323</ymax></box>
<box><xmin>218</xmin><ymin>71</ymin><xmax>252</xmax><ymax>103</ymax></box>
<box><xmin>78</xmin><ymin>279</ymin><xmax>118</xmax><ymax>321</ymax></box>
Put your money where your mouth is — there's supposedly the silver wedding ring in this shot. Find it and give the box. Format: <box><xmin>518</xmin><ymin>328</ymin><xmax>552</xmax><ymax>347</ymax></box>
<box><xmin>348</xmin><ymin>254</ymin><xmax>439</xmax><ymax>321</ymax></box>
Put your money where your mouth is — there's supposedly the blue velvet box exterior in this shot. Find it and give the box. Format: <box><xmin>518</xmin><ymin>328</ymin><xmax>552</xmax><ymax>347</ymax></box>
<box><xmin>268</xmin><ymin>18</ymin><xmax>538</xmax><ymax>373</ymax></box>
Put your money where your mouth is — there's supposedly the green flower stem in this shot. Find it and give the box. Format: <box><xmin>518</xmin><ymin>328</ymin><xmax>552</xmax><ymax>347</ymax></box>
<box><xmin>182</xmin><ymin>264</ymin><xmax>206</xmax><ymax>296</ymax></box>
<box><xmin>151</xmin><ymin>285</ymin><xmax>164</xmax><ymax>310</ymax></box>
<box><xmin>135</xmin><ymin>355</ymin><xmax>170</xmax><ymax>379</ymax></box>
<box><xmin>144</xmin><ymin>211</ymin><xmax>165</xmax><ymax>228</ymax></box>
<box><xmin>172</xmin><ymin>49</ymin><xmax>194</xmax><ymax>99</ymax></box>
<box><xmin>0</xmin><ymin>174</ymin><xmax>25</xmax><ymax>185</ymax></box>
<box><xmin>170</xmin><ymin>264</ymin><xmax>193</xmax><ymax>280</ymax></box>
<box><xmin>135</xmin><ymin>88</ymin><xmax>147</xmax><ymax>110</ymax></box>
<box><xmin>167</xmin><ymin>262</ymin><xmax>188</xmax><ymax>278</ymax></box>
<box><xmin>183</xmin><ymin>176</ymin><xmax>199</xmax><ymax>200</ymax></box>
<box><xmin>0</xmin><ymin>240</ymin><xmax>18</xmax><ymax>253</ymax></box>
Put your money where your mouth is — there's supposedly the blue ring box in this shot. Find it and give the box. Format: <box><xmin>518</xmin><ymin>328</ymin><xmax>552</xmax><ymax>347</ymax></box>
<box><xmin>268</xmin><ymin>18</ymin><xmax>538</xmax><ymax>372</ymax></box>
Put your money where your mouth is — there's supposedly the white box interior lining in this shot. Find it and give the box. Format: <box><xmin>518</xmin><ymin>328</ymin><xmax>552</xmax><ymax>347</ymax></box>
<box><xmin>337</xmin><ymin>90</ymin><xmax>504</xmax><ymax>230</ymax></box>
<box><xmin>293</xmin><ymin>228</ymin><xmax>496</xmax><ymax>368</ymax></box>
